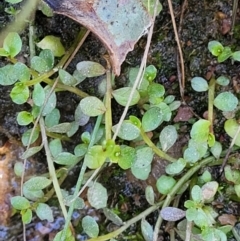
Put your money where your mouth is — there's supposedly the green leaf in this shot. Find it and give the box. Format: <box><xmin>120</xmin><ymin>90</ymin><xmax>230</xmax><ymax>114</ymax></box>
<box><xmin>36</xmin><ymin>203</ymin><xmax>54</xmax><ymax>222</ymax></box>
<box><xmin>147</xmin><ymin>83</ymin><xmax>165</xmax><ymax>104</ymax></box>
<box><xmin>191</xmin><ymin>185</ymin><xmax>202</xmax><ymax>202</ymax></box>
<box><xmin>45</xmin><ymin>108</ymin><xmax>60</xmax><ymax>127</ymax></box>
<box><xmin>54</xmin><ymin>152</ymin><xmax>79</xmax><ymax>165</ymax></box>
<box><xmin>157</xmin><ymin>102</ymin><xmax>172</xmax><ymax>121</ymax></box>
<box><xmin>23</xmin><ymin>187</ymin><xmax>44</xmax><ymax>201</ymax></box>
<box><xmin>118</xmin><ymin>146</ymin><xmax>135</xmax><ymax>170</ymax></box>
<box><xmin>164</xmin><ymin>95</ymin><xmax>175</xmax><ymax>104</ymax></box>
<box><xmin>142</xmin><ymin>107</ymin><xmax>163</xmax><ymax>132</ymax></box>
<box><xmin>85</xmin><ymin>146</ymin><xmax>106</xmax><ymax>169</ymax></box>
<box><xmin>188</xmin><ymin>139</ymin><xmax>208</xmax><ymax>158</ymax></box>
<box><xmin>142</xmin><ymin>0</ymin><xmax>162</xmax><ymax>16</ymax></box>
<box><xmin>190</xmin><ymin>119</ymin><xmax>210</xmax><ymax>142</ymax></box>
<box><xmin>216</xmin><ymin>76</ymin><xmax>230</xmax><ymax>86</ymax></box>
<box><xmin>232</xmin><ymin>51</ymin><xmax>240</xmax><ymax>61</ymax></box>
<box><xmin>42</xmin><ymin>85</ymin><xmax>57</xmax><ymax>116</ymax></box>
<box><xmin>0</xmin><ymin>65</ymin><xmax>18</xmax><ymax>85</ymax></box>
<box><xmin>128</xmin><ymin>67</ymin><xmax>149</xmax><ymax>91</ymax></box>
<box><xmin>67</xmin><ymin>121</ymin><xmax>79</xmax><ymax>137</ymax></box>
<box><xmin>21</xmin><ymin>146</ymin><xmax>43</xmax><ymax>159</ymax></box>
<box><xmin>141</xmin><ymin>218</ymin><xmax>153</xmax><ymax>241</ymax></box>
<box><xmin>46</xmin><ymin>122</ymin><xmax>72</xmax><ymax>133</ymax></box>
<box><xmin>49</xmin><ymin>139</ymin><xmax>62</xmax><ymax>158</ymax></box>
<box><xmin>17</xmin><ymin>111</ymin><xmax>33</xmax><ymax>125</ymax></box>
<box><xmin>234</xmin><ymin>184</ymin><xmax>240</xmax><ymax>197</ymax></box>
<box><xmin>224</xmin><ymin>165</ymin><xmax>240</xmax><ymax>184</ymax></box>
<box><xmin>159</xmin><ymin>125</ymin><xmax>178</xmax><ymax>151</ymax></box>
<box><xmin>63</xmin><ymin>195</ymin><xmax>85</xmax><ymax>209</ymax></box>
<box><xmin>37</xmin><ymin>35</ymin><xmax>65</xmax><ymax>57</ymax></box>
<box><xmin>145</xmin><ymin>186</ymin><xmax>155</xmax><ymax>205</ymax></box>
<box><xmin>14</xmin><ymin>162</ymin><xmax>24</xmax><ymax>177</ymax></box>
<box><xmin>112</xmin><ymin>121</ymin><xmax>140</xmax><ymax>140</ymax></box>
<box><xmin>131</xmin><ymin>165</ymin><xmax>151</xmax><ymax>180</ymax></box>
<box><xmin>21</xmin><ymin>128</ymin><xmax>40</xmax><ymax>146</ymax></box>
<box><xmin>32</xmin><ymin>83</ymin><xmax>45</xmax><ymax>106</ymax></box>
<box><xmin>144</xmin><ymin>65</ymin><xmax>157</xmax><ymax>81</ymax></box>
<box><xmin>0</xmin><ymin>48</ymin><xmax>9</xmax><ymax>56</ymax></box>
<box><xmin>184</xmin><ymin>146</ymin><xmax>200</xmax><ymax>163</ymax></box>
<box><xmin>74</xmin><ymin>143</ymin><xmax>88</xmax><ymax>157</ymax></box>
<box><xmin>3</xmin><ymin>32</ymin><xmax>22</xmax><ymax>58</ymax></box>
<box><xmin>11</xmin><ymin>196</ymin><xmax>30</xmax><ymax>210</ymax></box>
<box><xmin>77</xmin><ymin>61</ymin><xmax>106</xmax><ymax>77</ymax></box>
<box><xmin>186</xmin><ymin>207</ymin><xmax>198</xmax><ymax>221</ymax></box>
<box><xmin>80</xmin><ymin>96</ymin><xmax>106</xmax><ymax>116</ymax></box>
<box><xmin>112</xmin><ymin>87</ymin><xmax>140</xmax><ymax>106</ymax></box>
<box><xmin>132</xmin><ymin>147</ymin><xmax>154</xmax><ymax>168</ymax></box>
<box><xmin>22</xmin><ymin>209</ymin><xmax>32</xmax><ymax>224</ymax></box>
<box><xmin>14</xmin><ymin>62</ymin><xmax>30</xmax><ymax>82</ymax></box>
<box><xmin>208</xmin><ymin>41</ymin><xmax>224</xmax><ymax>56</ymax></box>
<box><xmin>10</xmin><ymin>82</ymin><xmax>29</xmax><ymax>104</ymax></box>
<box><xmin>218</xmin><ymin>47</ymin><xmax>232</xmax><ymax>62</ymax></box>
<box><xmin>191</xmin><ymin>77</ymin><xmax>209</xmax><ymax>92</ymax></box>
<box><xmin>38</xmin><ymin>0</ymin><xmax>53</xmax><ymax>17</ymax></box>
<box><xmin>224</xmin><ymin>119</ymin><xmax>240</xmax><ymax>146</ymax></box>
<box><xmin>210</xmin><ymin>141</ymin><xmax>222</xmax><ymax>159</ymax></box>
<box><xmin>184</xmin><ymin>200</ymin><xmax>196</xmax><ymax>209</ymax></box>
<box><xmin>59</xmin><ymin>69</ymin><xmax>77</xmax><ymax>86</ymax></box>
<box><xmin>166</xmin><ymin>158</ymin><xmax>186</xmax><ymax>175</ymax></box>
<box><xmin>156</xmin><ymin>175</ymin><xmax>176</xmax><ymax>195</ymax></box>
<box><xmin>81</xmin><ymin>132</ymin><xmax>91</xmax><ymax>144</ymax></box>
<box><xmin>87</xmin><ymin>182</ymin><xmax>108</xmax><ymax>209</ymax></box>
<box><xmin>31</xmin><ymin>49</ymin><xmax>54</xmax><ymax>73</ymax></box>
<box><xmin>24</xmin><ymin>176</ymin><xmax>52</xmax><ymax>191</ymax></box>
<box><xmin>75</xmin><ymin>102</ymin><xmax>90</xmax><ymax>126</ymax></box>
<box><xmin>5</xmin><ymin>0</ymin><xmax>22</xmax><ymax>3</ymax></box>
<box><xmin>214</xmin><ymin>92</ymin><xmax>238</xmax><ymax>111</ymax></box>
<box><xmin>103</xmin><ymin>208</ymin><xmax>123</xmax><ymax>226</ymax></box>
<box><xmin>201</xmin><ymin>181</ymin><xmax>218</xmax><ymax>202</ymax></box>
<box><xmin>82</xmin><ymin>216</ymin><xmax>99</xmax><ymax>238</ymax></box>
<box><xmin>168</xmin><ymin>100</ymin><xmax>181</xmax><ymax>111</ymax></box>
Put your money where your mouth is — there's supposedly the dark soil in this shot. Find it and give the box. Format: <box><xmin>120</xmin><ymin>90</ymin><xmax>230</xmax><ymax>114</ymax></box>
<box><xmin>0</xmin><ymin>0</ymin><xmax>240</xmax><ymax>240</ymax></box>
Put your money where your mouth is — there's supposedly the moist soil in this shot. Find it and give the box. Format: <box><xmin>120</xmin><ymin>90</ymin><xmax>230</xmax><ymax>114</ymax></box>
<box><xmin>0</xmin><ymin>0</ymin><xmax>240</xmax><ymax>240</ymax></box>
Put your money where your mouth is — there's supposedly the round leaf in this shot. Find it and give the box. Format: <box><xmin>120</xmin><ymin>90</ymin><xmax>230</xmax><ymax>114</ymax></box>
<box><xmin>76</xmin><ymin>61</ymin><xmax>106</xmax><ymax>77</ymax></box>
<box><xmin>210</xmin><ymin>141</ymin><xmax>222</xmax><ymax>159</ymax></box>
<box><xmin>10</xmin><ymin>82</ymin><xmax>29</xmax><ymax>104</ymax></box>
<box><xmin>17</xmin><ymin>111</ymin><xmax>33</xmax><ymax>126</ymax></box>
<box><xmin>201</xmin><ymin>181</ymin><xmax>218</xmax><ymax>202</ymax></box>
<box><xmin>214</xmin><ymin>92</ymin><xmax>238</xmax><ymax>111</ymax></box>
<box><xmin>112</xmin><ymin>121</ymin><xmax>140</xmax><ymax>141</ymax></box>
<box><xmin>112</xmin><ymin>87</ymin><xmax>140</xmax><ymax>106</ymax></box>
<box><xmin>59</xmin><ymin>69</ymin><xmax>77</xmax><ymax>86</ymax></box>
<box><xmin>190</xmin><ymin>119</ymin><xmax>210</xmax><ymax>142</ymax></box>
<box><xmin>224</xmin><ymin>119</ymin><xmax>240</xmax><ymax>146</ymax></box>
<box><xmin>191</xmin><ymin>185</ymin><xmax>202</xmax><ymax>202</ymax></box>
<box><xmin>3</xmin><ymin>32</ymin><xmax>22</xmax><ymax>58</ymax></box>
<box><xmin>21</xmin><ymin>128</ymin><xmax>39</xmax><ymax>146</ymax></box>
<box><xmin>156</xmin><ymin>175</ymin><xmax>176</xmax><ymax>195</ymax></box>
<box><xmin>36</xmin><ymin>203</ymin><xmax>54</xmax><ymax>222</ymax></box>
<box><xmin>24</xmin><ymin>176</ymin><xmax>52</xmax><ymax>191</ymax></box>
<box><xmin>232</xmin><ymin>51</ymin><xmax>240</xmax><ymax>61</ymax></box>
<box><xmin>159</xmin><ymin>125</ymin><xmax>178</xmax><ymax>151</ymax></box>
<box><xmin>87</xmin><ymin>182</ymin><xmax>108</xmax><ymax>209</ymax></box>
<box><xmin>0</xmin><ymin>65</ymin><xmax>18</xmax><ymax>85</ymax></box>
<box><xmin>54</xmin><ymin>152</ymin><xmax>79</xmax><ymax>165</ymax></box>
<box><xmin>46</xmin><ymin>122</ymin><xmax>72</xmax><ymax>133</ymax></box>
<box><xmin>37</xmin><ymin>35</ymin><xmax>65</xmax><ymax>57</ymax></box>
<box><xmin>208</xmin><ymin>41</ymin><xmax>224</xmax><ymax>56</ymax></box>
<box><xmin>32</xmin><ymin>83</ymin><xmax>45</xmax><ymax>106</ymax></box>
<box><xmin>14</xmin><ymin>62</ymin><xmax>30</xmax><ymax>82</ymax></box>
<box><xmin>82</xmin><ymin>216</ymin><xmax>99</xmax><ymax>238</ymax></box>
<box><xmin>218</xmin><ymin>47</ymin><xmax>232</xmax><ymax>62</ymax></box>
<box><xmin>42</xmin><ymin>86</ymin><xmax>57</xmax><ymax>116</ymax></box>
<box><xmin>147</xmin><ymin>83</ymin><xmax>165</xmax><ymax>104</ymax></box>
<box><xmin>118</xmin><ymin>146</ymin><xmax>135</xmax><ymax>170</ymax></box>
<box><xmin>166</xmin><ymin>158</ymin><xmax>186</xmax><ymax>175</ymax></box>
<box><xmin>21</xmin><ymin>146</ymin><xmax>43</xmax><ymax>159</ymax></box>
<box><xmin>131</xmin><ymin>164</ymin><xmax>151</xmax><ymax>180</ymax></box>
<box><xmin>85</xmin><ymin>145</ymin><xmax>106</xmax><ymax>169</ymax></box>
<box><xmin>11</xmin><ymin>196</ymin><xmax>30</xmax><ymax>210</ymax></box>
<box><xmin>45</xmin><ymin>108</ymin><xmax>60</xmax><ymax>127</ymax></box>
<box><xmin>80</xmin><ymin>96</ymin><xmax>106</xmax><ymax>116</ymax></box>
<box><xmin>22</xmin><ymin>209</ymin><xmax>32</xmax><ymax>224</ymax></box>
<box><xmin>142</xmin><ymin>107</ymin><xmax>163</xmax><ymax>132</ymax></box>
<box><xmin>216</xmin><ymin>76</ymin><xmax>230</xmax><ymax>86</ymax></box>
<box><xmin>191</xmin><ymin>77</ymin><xmax>209</xmax><ymax>92</ymax></box>
<box><xmin>49</xmin><ymin>138</ymin><xmax>62</xmax><ymax>158</ymax></box>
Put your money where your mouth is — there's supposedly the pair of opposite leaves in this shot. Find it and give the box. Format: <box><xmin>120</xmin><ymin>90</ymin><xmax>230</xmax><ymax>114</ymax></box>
<box><xmin>45</xmin><ymin>0</ymin><xmax>153</xmax><ymax>75</ymax></box>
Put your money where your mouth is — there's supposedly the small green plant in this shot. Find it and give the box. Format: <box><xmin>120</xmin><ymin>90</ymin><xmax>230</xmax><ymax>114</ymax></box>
<box><xmin>1</xmin><ymin>25</ymin><xmax>240</xmax><ymax>241</ymax></box>
<box><xmin>208</xmin><ymin>40</ymin><xmax>240</xmax><ymax>62</ymax></box>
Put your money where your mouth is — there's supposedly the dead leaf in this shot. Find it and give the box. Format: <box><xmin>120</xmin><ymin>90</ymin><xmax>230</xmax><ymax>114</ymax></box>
<box><xmin>44</xmin><ymin>0</ymin><xmax>152</xmax><ymax>75</ymax></box>
<box><xmin>218</xmin><ymin>214</ymin><xmax>237</xmax><ymax>226</ymax></box>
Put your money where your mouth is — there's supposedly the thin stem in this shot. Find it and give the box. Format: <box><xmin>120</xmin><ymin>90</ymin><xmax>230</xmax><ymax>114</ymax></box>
<box><xmin>105</xmin><ymin>64</ymin><xmax>113</xmax><ymax>140</ymax></box>
<box><xmin>152</xmin><ymin>156</ymin><xmax>215</xmax><ymax>240</ymax></box>
<box><xmin>39</xmin><ymin>118</ymin><xmax>69</xmax><ymax>221</ymax></box>
<box><xmin>140</xmin><ymin>128</ymin><xmax>176</xmax><ymax>162</ymax></box>
<box><xmin>60</xmin><ymin>114</ymin><xmax>103</xmax><ymax>241</ymax></box>
<box><xmin>208</xmin><ymin>77</ymin><xmax>216</xmax><ymax>134</ymax></box>
<box><xmin>87</xmin><ymin>201</ymin><xmax>164</xmax><ymax>241</ymax></box>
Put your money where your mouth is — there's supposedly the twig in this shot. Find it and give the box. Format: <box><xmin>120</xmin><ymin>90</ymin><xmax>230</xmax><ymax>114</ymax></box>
<box><xmin>167</xmin><ymin>0</ymin><xmax>185</xmax><ymax>98</ymax></box>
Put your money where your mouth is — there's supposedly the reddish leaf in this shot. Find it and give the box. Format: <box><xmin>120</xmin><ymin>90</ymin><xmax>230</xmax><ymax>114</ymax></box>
<box><xmin>45</xmin><ymin>0</ymin><xmax>152</xmax><ymax>75</ymax></box>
